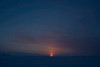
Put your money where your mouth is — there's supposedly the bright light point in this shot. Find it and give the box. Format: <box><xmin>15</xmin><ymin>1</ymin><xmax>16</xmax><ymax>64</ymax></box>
<box><xmin>50</xmin><ymin>52</ymin><xmax>53</xmax><ymax>57</ymax></box>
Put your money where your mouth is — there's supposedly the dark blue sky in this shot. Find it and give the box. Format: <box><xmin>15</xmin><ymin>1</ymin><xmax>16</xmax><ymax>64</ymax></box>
<box><xmin>0</xmin><ymin>0</ymin><xmax>100</xmax><ymax>56</ymax></box>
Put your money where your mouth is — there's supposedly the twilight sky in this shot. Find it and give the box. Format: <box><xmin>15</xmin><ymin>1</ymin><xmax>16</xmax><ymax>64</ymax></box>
<box><xmin>0</xmin><ymin>0</ymin><xmax>100</xmax><ymax>56</ymax></box>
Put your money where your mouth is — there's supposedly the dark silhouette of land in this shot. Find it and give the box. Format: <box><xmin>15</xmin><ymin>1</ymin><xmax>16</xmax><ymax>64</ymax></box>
<box><xmin>0</xmin><ymin>53</ymin><xmax>100</xmax><ymax>67</ymax></box>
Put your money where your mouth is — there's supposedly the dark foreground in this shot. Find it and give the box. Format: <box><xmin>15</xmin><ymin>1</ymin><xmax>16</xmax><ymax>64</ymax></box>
<box><xmin>0</xmin><ymin>54</ymin><xmax>100</xmax><ymax>67</ymax></box>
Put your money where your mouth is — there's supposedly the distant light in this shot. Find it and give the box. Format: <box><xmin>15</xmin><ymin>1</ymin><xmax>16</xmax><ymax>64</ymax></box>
<box><xmin>50</xmin><ymin>52</ymin><xmax>53</xmax><ymax>57</ymax></box>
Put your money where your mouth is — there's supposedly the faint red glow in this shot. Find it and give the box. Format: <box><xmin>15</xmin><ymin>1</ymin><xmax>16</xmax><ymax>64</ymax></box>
<box><xmin>49</xmin><ymin>47</ymin><xmax>54</xmax><ymax>57</ymax></box>
<box><xmin>50</xmin><ymin>52</ymin><xmax>53</xmax><ymax>57</ymax></box>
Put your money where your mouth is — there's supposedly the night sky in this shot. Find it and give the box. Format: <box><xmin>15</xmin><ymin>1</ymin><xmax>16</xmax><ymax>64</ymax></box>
<box><xmin>0</xmin><ymin>0</ymin><xmax>100</xmax><ymax>56</ymax></box>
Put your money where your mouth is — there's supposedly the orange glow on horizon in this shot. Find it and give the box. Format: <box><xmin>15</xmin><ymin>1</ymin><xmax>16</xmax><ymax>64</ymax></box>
<box><xmin>50</xmin><ymin>52</ymin><xmax>53</xmax><ymax>57</ymax></box>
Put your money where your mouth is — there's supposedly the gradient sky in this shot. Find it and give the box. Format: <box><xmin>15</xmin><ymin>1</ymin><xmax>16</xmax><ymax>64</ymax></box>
<box><xmin>0</xmin><ymin>0</ymin><xmax>100</xmax><ymax>56</ymax></box>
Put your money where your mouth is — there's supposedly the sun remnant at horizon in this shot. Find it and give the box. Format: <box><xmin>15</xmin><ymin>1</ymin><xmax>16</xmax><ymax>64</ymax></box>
<box><xmin>50</xmin><ymin>52</ymin><xmax>53</xmax><ymax>57</ymax></box>
<box><xmin>49</xmin><ymin>47</ymin><xmax>54</xmax><ymax>57</ymax></box>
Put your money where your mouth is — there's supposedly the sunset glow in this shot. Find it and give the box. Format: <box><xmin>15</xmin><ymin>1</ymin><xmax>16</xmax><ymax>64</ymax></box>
<box><xmin>50</xmin><ymin>52</ymin><xmax>53</xmax><ymax>57</ymax></box>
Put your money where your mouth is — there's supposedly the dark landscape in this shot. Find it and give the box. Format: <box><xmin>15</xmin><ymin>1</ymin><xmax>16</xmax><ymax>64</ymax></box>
<box><xmin>0</xmin><ymin>53</ymin><xmax>100</xmax><ymax>67</ymax></box>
